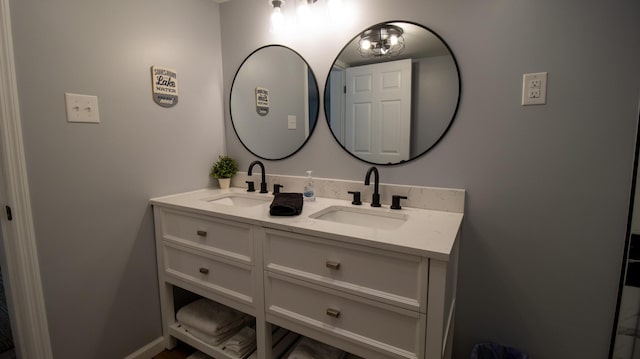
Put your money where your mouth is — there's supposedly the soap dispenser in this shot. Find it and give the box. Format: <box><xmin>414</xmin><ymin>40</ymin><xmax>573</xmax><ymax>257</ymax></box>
<box><xmin>303</xmin><ymin>170</ymin><xmax>316</xmax><ymax>201</ymax></box>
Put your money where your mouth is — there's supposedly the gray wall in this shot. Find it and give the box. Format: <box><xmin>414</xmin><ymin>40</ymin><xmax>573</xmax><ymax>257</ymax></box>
<box><xmin>411</xmin><ymin>55</ymin><xmax>459</xmax><ymax>157</ymax></box>
<box><xmin>220</xmin><ymin>0</ymin><xmax>640</xmax><ymax>358</ymax></box>
<box><xmin>9</xmin><ymin>0</ymin><xmax>225</xmax><ymax>357</ymax></box>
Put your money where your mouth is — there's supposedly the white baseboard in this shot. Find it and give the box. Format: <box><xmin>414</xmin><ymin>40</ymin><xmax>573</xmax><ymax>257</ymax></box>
<box><xmin>123</xmin><ymin>337</ymin><xmax>165</xmax><ymax>359</ymax></box>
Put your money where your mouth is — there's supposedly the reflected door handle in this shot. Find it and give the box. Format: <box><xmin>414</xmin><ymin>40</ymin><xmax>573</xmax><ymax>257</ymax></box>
<box><xmin>326</xmin><ymin>308</ymin><xmax>341</xmax><ymax>318</ymax></box>
<box><xmin>199</xmin><ymin>268</ymin><xmax>209</xmax><ymax>274</ymax></box>
<box><xmin>196</xmin><ymin>230</ymin><xmax>207</xmax><ymax>237</ymax></box>
<box><xmin>325</xmin><ymin>260</ymin><xmax>340</xmax><ymax>270</ymax></box>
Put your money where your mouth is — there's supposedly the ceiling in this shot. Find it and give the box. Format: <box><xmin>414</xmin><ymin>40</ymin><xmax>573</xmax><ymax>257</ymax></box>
<box><xmin>336</xmin><ymin>22</ymin><xmax>451</xmax><ymax>67</ymax></box>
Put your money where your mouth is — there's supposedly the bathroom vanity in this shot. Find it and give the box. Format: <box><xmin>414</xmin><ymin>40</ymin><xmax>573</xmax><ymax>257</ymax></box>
<box><xmin>151</xmin><ymin>176</ymin><xmax>464</xmax><ymax>359</ymax></box>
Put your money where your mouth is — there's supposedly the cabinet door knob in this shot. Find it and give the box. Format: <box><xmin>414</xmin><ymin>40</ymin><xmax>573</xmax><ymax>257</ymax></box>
<box><xmin>199</xmin><ymin>267</ymin><xmax>209</xmax><ymax>274</ymax></box>
<box><xmin>325</xmin><ymin>260</ymin><xmax>341</xmax><ymax>270</ymax></box>
<box><xmin>326</xmin><ymin>308</ymin><xmax>341</xmax><ymax>318</ymax></box>
<box><xmin>196</xmin><ymin>230</ymin><xmax>207</xmax><ymax>237</ymax></box>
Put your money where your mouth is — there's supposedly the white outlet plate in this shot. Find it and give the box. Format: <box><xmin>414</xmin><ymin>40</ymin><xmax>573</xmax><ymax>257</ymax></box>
<box><xmin>521</xmin><ymin>72</ymin><xmax>547</xmax><ymax>106</ymax></box>
<box><xmin>65</xmin><ymin>93</ymin><xmax>100</xmax><ymax>123</ymax></box>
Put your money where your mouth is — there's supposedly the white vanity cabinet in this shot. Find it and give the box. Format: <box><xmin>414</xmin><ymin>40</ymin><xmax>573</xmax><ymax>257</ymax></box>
<box><xmin>154</xmin><ymin>208</ymin><xmax>264</xmax><ymax>359</ymax></box>
<box><xmin>263</xmin><ymin>229</ymin><xmax>458</xmax><ymax>359</ymax></box>
<box><xmin>264</xmin><ymin>229</ymin><xmax>427</xmax><ymax>359</ymax></box>
<box><xmin>152</xmin><ymin>187</ymin><xmax>462</xmax><ymax>359</ymax></box>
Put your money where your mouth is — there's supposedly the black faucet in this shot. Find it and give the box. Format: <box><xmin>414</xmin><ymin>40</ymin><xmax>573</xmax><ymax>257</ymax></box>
<box><xmin>364</xmin><ymin>166</ymin><xmax>381</xmax><ymax>207</ymax></box>
<box><xmin>248</xmin><ymin>160</ymin><xmax>268</xmax><ymax>193</ymax></box>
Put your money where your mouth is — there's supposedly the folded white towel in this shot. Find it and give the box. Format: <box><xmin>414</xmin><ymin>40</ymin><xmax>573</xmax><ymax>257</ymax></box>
<box><xmin>176</xmin><ymin>298</ymin><xmax>249</xmax><ymax>336</ymax></box>
<box><xmin>223</xmin><ymin>342</ymin><xmax>257</xmax><ymax>358</ymax></box>
<box><xmin>222</xmin><ymin>341</ymin><xmax>256</xmax><ymax>358</ymax></box>
<box><xmin>186</xmin><ymin>351</ymin><xmax>213</xmax><ymax>359</ymax></box>
<box><xmin>225</xmin><ymin>326</ymin><xmax>256</xmax><ymax>347</ymax></box>
<box><xmin>182</xmin><ymin>322</ymin><xmax>240</xmax><ymax>346</ymax></box>
<box><xmin>222</xmin><ymin>326</ymin><xmax>257</xmax><ymax>358</ymax></box>
<box><xmin>287</xmin><ymin>337</ymin><xmax>344</xmax><ymax>359</ymax></box>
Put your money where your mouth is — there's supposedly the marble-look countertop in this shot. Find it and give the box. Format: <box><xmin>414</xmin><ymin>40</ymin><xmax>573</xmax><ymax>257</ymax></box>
<box><xmin>151</xmin><ymin>186</ymin><xmax>464</xmax><ymax>261</ymax></box>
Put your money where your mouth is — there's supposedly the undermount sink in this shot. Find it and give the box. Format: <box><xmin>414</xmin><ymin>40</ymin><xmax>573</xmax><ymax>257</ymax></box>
<box><xmin>205</xmin><ymin>193</ymin><xmax>272</xmax><ymax>207</ymax></box>
<box><xmin>309</xmin><ymin>205</ymin><xmax>408</xmax><ymax>230</ymax></box>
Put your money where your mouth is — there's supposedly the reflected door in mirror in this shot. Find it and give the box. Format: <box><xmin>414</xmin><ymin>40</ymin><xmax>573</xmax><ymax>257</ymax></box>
<box><xmin>324</xmin><ymin>21</ymin><xmax>460</xmax><ymax>165</ymax></box>
<box><xmin>344</xmin><ymin>59</ymin><xmax>411</xmax><ymax>164</ymax></box>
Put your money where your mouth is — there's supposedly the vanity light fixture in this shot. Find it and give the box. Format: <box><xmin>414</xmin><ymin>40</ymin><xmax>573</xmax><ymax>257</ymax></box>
<box><xmin>297</xmin><ymin>0</ymin><xmax>317</xmax><ymax>19</ymax></box>
<box><xmin>270</xmin><ymin>0</ymin><xmax>285</xmax><ymax>33</ymax></box>
<box><xmin>358</xmin><ymin>24</ymin><xmax>405</xmax><ymax>58</ymax></box>
<box><xmin>327</xmin><ymin>0</ymin><xmax>343</xmax><ymax>15</ymax></box>
<box><xmin>270</xmin><ymin>0</ymin><xmax>344</xmax><ymax>33</ymax></box>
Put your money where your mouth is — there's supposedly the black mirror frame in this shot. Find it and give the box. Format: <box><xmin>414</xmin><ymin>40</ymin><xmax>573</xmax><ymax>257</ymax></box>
<box><xmin>230</xmin><ymin>44</ymin><xmax>321</xmax><ymax>161</ymax></box>
<box><xmin>323</xmin><ymin>20</ymin><xmax>462</xmax><ymax>166</ymax></box>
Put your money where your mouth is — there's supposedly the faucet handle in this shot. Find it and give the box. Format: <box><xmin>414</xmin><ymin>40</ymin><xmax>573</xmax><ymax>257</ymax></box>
<box><xmin>246</xmin><ymin>181</ymin><xmax>255</xmax><ymax>192</ymax></box>
<box><xmin>273</xmin><ymin>184</ymin><xmax>283</xmax><ymax>194</ymax></box>
<box><xmin>259</xmin><ymin>182</ymin><xmax>268</xmax><ymax>194</ymax></box>
<box><xmin>347</xmin><ymin>191</ymin><xmax>362</xmax><ymax>205</ymax></box>
<box><xmin>391</xmin><ymin>195</ymin><xmax>408</xmax><ymax>210</ymax></box>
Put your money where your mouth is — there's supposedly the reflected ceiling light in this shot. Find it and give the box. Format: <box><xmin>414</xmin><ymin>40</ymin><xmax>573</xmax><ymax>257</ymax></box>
<box><xmin>270</xmin><ymin>0</ymin><xmax>285</xmax><ymax>33</ymax></box>
<box><xmin>358</xmin><ymin>24</ymin><xmax>405</xmax><ymax>58</ymax></box>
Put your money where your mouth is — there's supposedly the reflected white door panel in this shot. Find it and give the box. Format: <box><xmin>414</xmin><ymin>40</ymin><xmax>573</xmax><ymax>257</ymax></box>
<box><xmin>345</xmin><ymin>59</ymin><xmax>411</xmax><ymax>164</ymax></box>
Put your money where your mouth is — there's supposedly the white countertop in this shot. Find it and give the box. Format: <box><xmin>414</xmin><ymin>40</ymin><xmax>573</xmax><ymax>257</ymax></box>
<box><xmin>150</xmin><ymin>187</ymin><xmax>463</xmax><ymax>261</ymax></box>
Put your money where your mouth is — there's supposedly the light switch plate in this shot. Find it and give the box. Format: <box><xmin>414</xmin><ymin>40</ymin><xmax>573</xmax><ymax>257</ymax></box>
<box><xmin>288</xmin><ymin>115</ymin><xmax>297</xmax><ymax>130</ymax></box>
<box><xmin>65</xmin><ymin>93</ymin><xmax>100</xmax><ymax>123</ymax></box>
<box><xmin>521</xmin><ymin>72</ymin><xmax>547</xmax><ymax>106</ymax></box>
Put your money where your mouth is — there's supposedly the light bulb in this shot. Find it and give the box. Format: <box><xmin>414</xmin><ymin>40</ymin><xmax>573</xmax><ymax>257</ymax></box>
<box><xmin>360</xmin><ymin>39</ymin><xmax>371</xmax><ymax>50</ymax></box>
<box><xmin>390</xmin><ymin>34</ymin><xmax>399</xmax><ymax>46</ymax></box>
<box><xmin>328</xmin><ymin>0</ymin><xmax>343</xmax><ymax>14</ymax></box>
<box><xmin>271</xmin><ymin>7</ymin><xmax>284</xmax><ymax>32</ymax></box>
<box><xmin>297</xmin><ymin>2</ymin><xmax>310</xmax><ymax>18</ymax></box>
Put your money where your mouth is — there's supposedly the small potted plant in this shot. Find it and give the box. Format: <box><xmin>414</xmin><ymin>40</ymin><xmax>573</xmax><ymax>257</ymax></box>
<box><xmin>210</xmin><ymin>155</ymin><xmax>238</xmax><ymax>189</ymax></box>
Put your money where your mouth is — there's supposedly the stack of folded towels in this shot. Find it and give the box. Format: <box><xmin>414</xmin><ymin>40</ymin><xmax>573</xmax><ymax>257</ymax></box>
<box><xmin>286</xmin><ymin>337</ymin><xmax>345</xmax><ymax>359</ymax></box>
<box><xmin>186</xmin><ymin>351</ymin><xmax>213</xmax><ymax>359</ymax></box>
<box><xmin>176</xmin><ymin>298</ymin><xmax>254</xmax><ymax>348</ymax></box>
<box><xmin>222</xmin><ymin>326</ymin><xmax>257</xmax><ymax>358</ymax></box>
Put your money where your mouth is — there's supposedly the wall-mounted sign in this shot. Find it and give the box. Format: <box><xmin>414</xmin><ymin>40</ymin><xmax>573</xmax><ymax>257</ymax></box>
<box><xmin>151</xmin><ymin>66</ymin><xmax>178</xmax><ymax>108</ymax></box>
<box><xmin>256</xmin><ymin>87</ymin><xmax>269</xmax><ymax>116</ymax></box>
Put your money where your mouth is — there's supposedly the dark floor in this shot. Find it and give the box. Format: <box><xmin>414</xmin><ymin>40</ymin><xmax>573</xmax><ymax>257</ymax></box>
<box><xmin>0</xmin><ymin>349</ymin><xmax>15</xmax><ymax>359</ymax></box>
<box><xmin>0</xmin><ymin>267</ymin><xmax>14</xmax><ymax>355</ymax></box>
<box><xmin>153</xmin><ymin>342</ymin><xmax>195</xmax><ymax>359</ymax></box>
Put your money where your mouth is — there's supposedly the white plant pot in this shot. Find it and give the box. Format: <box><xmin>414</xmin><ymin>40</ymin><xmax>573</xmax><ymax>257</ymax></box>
<box><xmin>218</xmin><ymin>178</ymin><xmax>231</xmax><ymax>189</ymax></box>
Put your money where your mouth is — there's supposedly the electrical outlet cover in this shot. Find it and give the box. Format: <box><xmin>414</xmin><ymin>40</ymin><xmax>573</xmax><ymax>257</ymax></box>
<box><xmin>521</xmin><ymin>72</ymin><xmax>547</xmax><ymax>106</ymax></box>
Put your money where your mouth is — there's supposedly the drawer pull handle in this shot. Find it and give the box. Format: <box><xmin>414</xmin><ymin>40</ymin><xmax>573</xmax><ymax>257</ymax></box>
<box><xmin>326</xmin><ymin>308</ymin><xmax>341</xmax><ymax>318</ymax></box>
<box><xmin>196</xmin><ymin>230</ymin><xmax>207</xmax><ymax>237</ymax></box>
<box><xmin>325</xmin><ymin>261</ymin><xmax>341</xmax><ymax>270</ymax></box>
<box><xmin>199</xmin><ymin>268</ymin><xmax>209</xmax><ymax>274</ymax></box>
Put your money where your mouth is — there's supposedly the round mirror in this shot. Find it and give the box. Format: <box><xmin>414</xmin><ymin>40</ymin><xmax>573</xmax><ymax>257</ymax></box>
<box><xmin>324</xmin><ymin>21</ymin><xmax>460</xmax><ymax>165</ymax></box>
<box><xmin>231</xmin><ymin>45</ymin><xmax>320</xmax><ymax>160</ymax></box>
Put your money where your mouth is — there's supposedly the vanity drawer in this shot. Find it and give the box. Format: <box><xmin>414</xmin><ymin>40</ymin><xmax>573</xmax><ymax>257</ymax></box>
<box><xmin>163</xmin><ymin>243</ymin><xmax>254</xmax><ymax>306</ymax></box>
<box><xmin>265</xmin><ymin>273</ymin><xmax>425</xmax><ymax>359</ymax></box>
<box><xmin>264</xmin><ymin>229</ymin><xmax>425</xmax><ymax>311</ymax></box>
<box><xmin>159</xmin><ymin>209</ymin><xmax>253</xmax><ymax>264</ymax></box>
